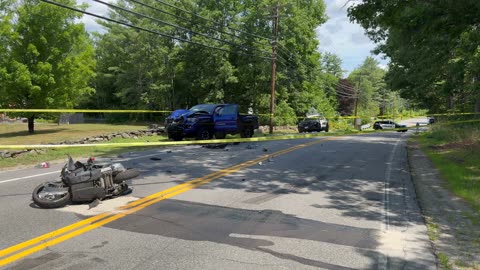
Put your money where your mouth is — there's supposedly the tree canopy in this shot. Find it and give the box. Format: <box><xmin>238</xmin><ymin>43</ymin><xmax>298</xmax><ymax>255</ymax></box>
<box><xmin>0</xmin><ymin>0</ymin><xmax>96</xmax><ymax>132</ymax></box>
<box><xmin>348</xmin><ymin>0</ymin><xmax>480</xmax><ymax>113</ymax></box>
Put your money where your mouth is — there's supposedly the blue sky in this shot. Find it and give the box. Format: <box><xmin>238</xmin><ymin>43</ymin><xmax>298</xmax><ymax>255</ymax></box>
<box><xmin>78</xmin><ymin>0</ymin><xmax>388</xmax><ymax>75</ymax></box>
<box><xmin>316</xmin><ymin>0</ymin><xmax>388</xmax><ymax>75</ymax></box>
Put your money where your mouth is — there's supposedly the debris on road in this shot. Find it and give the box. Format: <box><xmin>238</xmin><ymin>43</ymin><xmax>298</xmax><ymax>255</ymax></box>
<box><xmin>258</xmin><ymin>161</ymin><xmax>263</xmax><ymax>165</ymax></box>
<box><xmin>204</xmin><ymin>143</ymin><xmax>228</xmax><ymax>149</ymax></box>
<box><xmin>166</xmin><ymin>150</ymin><xmax>172</xmax><ymax>153</ymax></box>
<box><xmin>166</xmin><ymin>170</ymin><xmax>173</xmax><ymax>173</ymax></box>
<box><xmin>150</xmin><ymin>157</ymin><xmax>162</xmax><ymax>161</ymax></box>
<box><xmin>262</xmin><ymin>148</ymin><xmax>268</xmax><ymax>152</ymax></box>
<box><xmin>35</xmin><ymin>162</ymin><xmax>50</xmax><ymax>168</ymax></box>
<box><xmin>246</xmin><ymin>144</ymin><xmax>257</xmax><ymax>149</ymax></box>
<box><xmin>268</xmin><ymin>156</ymin><xmax>274</xmax><ymax>162</ymax></box>
<box><xmin>88</xmin><ymin>199</ymin><xmax>101</xmax><ymax>210</ymax></box>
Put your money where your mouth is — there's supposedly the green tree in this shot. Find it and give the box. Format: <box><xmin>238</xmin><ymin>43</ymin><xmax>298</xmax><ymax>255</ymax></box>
<box><xmin>91</xmin><ymin>0</ymin><xmax>332</xmax><ymax>126</ymax></box>
<box><xmin>321</xmin><ymin>52</ymin><xmax>343</xmax><ymax>78</ymax></box>
<box><xmin>348</xmin><ymin>0</ymin><xmax>480</xmax><ymax>113</ymax></box>
<box><xmin>0</xmin><ymin>0</ymin><xmax>95</xmax><ymax>133</ymax></box>
<box><xmin>345</xmin><ymin>56</ymin><xmax>410</xmax><ymax>121</ymax></box>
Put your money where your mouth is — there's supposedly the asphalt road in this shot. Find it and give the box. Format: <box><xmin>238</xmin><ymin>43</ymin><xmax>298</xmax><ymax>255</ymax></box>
<box><xmin>0</xmin><ymin>119</ymin><xmax>436</xmax><ymax>270</ymax></box>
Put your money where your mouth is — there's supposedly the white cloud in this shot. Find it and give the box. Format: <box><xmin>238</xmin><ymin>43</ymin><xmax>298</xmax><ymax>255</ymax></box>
<box><xmin>316</xmin><ymin>0</ymin><xmax>389</xmax><ymax>75</ymax></box>
<box><xmin>378</xmin><ymin>63</ymin><xmax>388</xmax><ymax>70</ymax></box>
<box><xmin>76</xmin><ymin>0</ymin><xmax>109</xmax><ymax>33</ymax></box>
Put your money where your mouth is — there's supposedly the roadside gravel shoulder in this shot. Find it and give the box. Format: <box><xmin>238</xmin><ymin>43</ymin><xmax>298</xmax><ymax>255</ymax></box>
<box><xmin>407</xmin><ymin>139</ymin><xmax>480</xmax><ymax>269</ymax></box>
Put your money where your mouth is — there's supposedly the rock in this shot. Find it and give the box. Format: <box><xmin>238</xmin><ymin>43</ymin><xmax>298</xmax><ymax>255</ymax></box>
<box><xmin>121</xmin><ymin>133</ymin><xmax>130</xmax><ymax>138</ymax></box>
<box><xmin>149</xmin><ymin>124</ymin><xmax>159</xmax><ymax>129</ymax></box>
<box><xmin>246</xmin><ymin>144</ymin><xmax>257</xmax><ymax>149</ymax></box>
<box><xmin>0</xmin><ymin>151</ymin><xmax>11</xmax><ymax>158</ymax></box>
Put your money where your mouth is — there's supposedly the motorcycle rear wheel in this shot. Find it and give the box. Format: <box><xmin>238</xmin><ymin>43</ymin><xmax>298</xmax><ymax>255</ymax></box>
<box><xmin>32</xmin><ymin>182</ymin><xmax>71</xmax><ymax>209</ymax></box>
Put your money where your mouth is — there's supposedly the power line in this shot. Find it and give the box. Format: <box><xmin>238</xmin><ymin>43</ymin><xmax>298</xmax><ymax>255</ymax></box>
<box><xmin>93</xmin><ymin>0</ymin><xmax>272</xmax><ymax>57</ymax></box>
<box><xmin>277</xmin><ymin>42</ymin><xmax>298</xmax><ymax>61</ymax></box>
<box><xmin>40</xmin><ymin>0</ymin><xmax>273</xmax><ymax>60</ymax></box>
<box><xmin>154</xmin><ymin>0</ymin><xmax>273</xmax><ymax>43</ymax></box>
<box><xmin>124</xmin><ymin>0</ymin><xmax>272</xmax><ymax>51</ymax></box>
<box><xmin>336</xmin><ymin>93</ymin><xmax>358</xmax><ymax>99</ymax></box>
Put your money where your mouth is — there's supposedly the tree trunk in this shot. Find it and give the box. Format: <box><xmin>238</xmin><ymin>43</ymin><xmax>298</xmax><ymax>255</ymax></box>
<box><xmin>28</xmin><ymin>116</ymin><xmax>35</xmax><ymax>134</ymax></box>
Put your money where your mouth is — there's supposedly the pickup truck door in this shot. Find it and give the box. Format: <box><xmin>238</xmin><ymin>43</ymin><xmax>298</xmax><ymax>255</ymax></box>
<box><xmin>214</xmin><ymin>105</ymin><xmax>238</xmax><ymax>133</ymax></box>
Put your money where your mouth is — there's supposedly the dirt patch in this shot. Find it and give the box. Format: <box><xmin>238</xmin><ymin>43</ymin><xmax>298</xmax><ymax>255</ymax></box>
<box><xmin>408</xmin><ymin>140</ymin><xmax>480</xmax><ymax>269</ymax></box>
<box><xmin>428</xmin><ymin>141</ymin><xmax>480</xmax><ymax>151</ymax></box>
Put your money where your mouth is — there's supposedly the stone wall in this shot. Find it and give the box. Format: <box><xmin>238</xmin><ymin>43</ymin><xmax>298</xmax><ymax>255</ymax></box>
<box><xmin>0</xmin><ymin>128</ymin><xmax>165</xmax><ymax>159</ymax></box>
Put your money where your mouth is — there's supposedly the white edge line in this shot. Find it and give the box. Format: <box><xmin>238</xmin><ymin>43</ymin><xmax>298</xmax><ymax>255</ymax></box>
<box><xmin>378</xmin><ymin>133</ymin><xmax>404</xmax><ymax>270</ymax></box>
<box><xmin>0</xmin><ymin>171</ymin><xmax>59</xmax><ymax>184</ymax></box>
<box><xmin>0</xmin><ymin>152</ymin><xmax>165</xmax><ymax>184</ymax></box>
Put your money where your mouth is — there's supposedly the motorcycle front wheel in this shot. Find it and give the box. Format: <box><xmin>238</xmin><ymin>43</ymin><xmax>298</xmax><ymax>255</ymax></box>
<box><xmin>32</xmin><ymin>182</ymin><xmax>71</xmax><ymax>209</ymax></box>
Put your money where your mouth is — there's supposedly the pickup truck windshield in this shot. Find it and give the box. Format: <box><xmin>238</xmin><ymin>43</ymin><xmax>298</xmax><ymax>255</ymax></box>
<box><xmin>189</xmin><ymin>104</ymin><xmax>217</xmax><ymax>114</ymax></box>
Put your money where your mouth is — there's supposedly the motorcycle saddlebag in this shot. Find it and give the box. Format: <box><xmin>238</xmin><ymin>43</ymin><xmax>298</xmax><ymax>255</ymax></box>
<box><xmin>71</xmin><ymin>183</ymin><xmax>106</xmax><ymax>202</ymax></box>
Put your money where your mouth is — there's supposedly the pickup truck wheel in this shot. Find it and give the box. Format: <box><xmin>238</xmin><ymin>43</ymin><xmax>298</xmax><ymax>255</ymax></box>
<box><xmin>325</xmin><ymin>124</ymin><xmax>329</xmax><ymax>132</ymax></box>
<box><xmin>197</xmin><ymin>129</ymin><xmax>213</xmax><ymax>140</ymax></box>
<box><xmin>241</xmin><ymin>127</ymin><xmax>254</xmax><ymax>138</ymax></box>
<box><xmin>171</xmin><ymin>135</ymin><xmax>183</xmax><ymax>141</ymax></box>
<box><xmin>214</xmin><ymin>132</ymin><xmax>226</xmax><ymax>139</ymax></box>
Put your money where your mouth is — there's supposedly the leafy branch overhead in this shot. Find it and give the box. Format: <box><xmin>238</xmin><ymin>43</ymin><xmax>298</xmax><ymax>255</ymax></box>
<box><xmin>348</xmin><ymin>0</ymin><xmax>480</xmax><ymax>113</ymax></box>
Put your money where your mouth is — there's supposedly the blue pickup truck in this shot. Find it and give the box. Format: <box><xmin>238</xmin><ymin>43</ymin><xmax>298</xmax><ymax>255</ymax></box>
<box><xmin>165</xmin><ymin>104</ymin><xmax>259</xmax><ymax>141</ymax></box>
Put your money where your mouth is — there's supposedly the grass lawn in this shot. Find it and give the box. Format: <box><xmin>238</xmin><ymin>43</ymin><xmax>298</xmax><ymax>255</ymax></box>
<box><xmin>415</xmin><ymin>120</ymin><xmax>480</xmax><ymax>212</ymax></box>
<box><xmin>0</xmin><ymin>123</ymin><xmax>169</xmax><ymax>169</ymax></box>
<box><xmin>0</xmin><ymin>123</ymin><xmax>150</xmax><ymax>145</ymax></box>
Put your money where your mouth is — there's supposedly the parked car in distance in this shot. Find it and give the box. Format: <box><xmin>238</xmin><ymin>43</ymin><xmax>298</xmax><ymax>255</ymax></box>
<box><xmin>373</xmin><ymin>120</ymin><xmax>408</xmax><ymax>132</ymax></box>
<box><xmin>298</xmin><ymin>114</ymin><xmax>329</xmax><ymax>133</ymax></box>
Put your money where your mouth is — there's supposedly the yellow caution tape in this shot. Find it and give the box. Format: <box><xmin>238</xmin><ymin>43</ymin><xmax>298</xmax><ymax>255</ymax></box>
<box><xmin>1</xmin><ymin>109</ymin><xmax>478</xmax><ymax>119</ymax></box>
<box><xmin>435</xmin><ymin>119</ymin><xmax>480</xmax><ymax>125</ymax></box>
<box><xmin>0</xmin><ymin>133</ymin><xmax>333</xmax><ymax>149</ymax></box>
<box><xmin>0</xmin><ymin>109</ymin><xmax>172</xmax><ymax>113</ymax></box>
<box><xmin>0</xmin><ymin>125</ymin><xmax>421</xmax><ymax>150</ymax></box>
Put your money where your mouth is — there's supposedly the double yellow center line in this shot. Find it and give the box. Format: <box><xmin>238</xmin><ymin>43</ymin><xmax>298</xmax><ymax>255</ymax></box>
<box><xmin>0</xmin><ymin>138</ymin><xmax>331</xmax><ymax>267</ymax></box>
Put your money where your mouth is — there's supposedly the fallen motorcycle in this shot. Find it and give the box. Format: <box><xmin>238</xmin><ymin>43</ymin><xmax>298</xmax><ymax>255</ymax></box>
<box><xmin>32</xmin><ymin>156</ymin><xmax>140</xmax><ymax>209</ymax></box>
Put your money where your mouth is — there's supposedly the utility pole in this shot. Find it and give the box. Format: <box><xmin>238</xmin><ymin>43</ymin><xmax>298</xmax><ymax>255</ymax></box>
<box><xmin>269</xmin><ymin>3</ymin><xmax>279</xmax><ymax>134</ymax></box>
<box><xmin>353</xmin><ymin>74</ymin><xmax>362</xmax><ymax>129</ymax></box>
